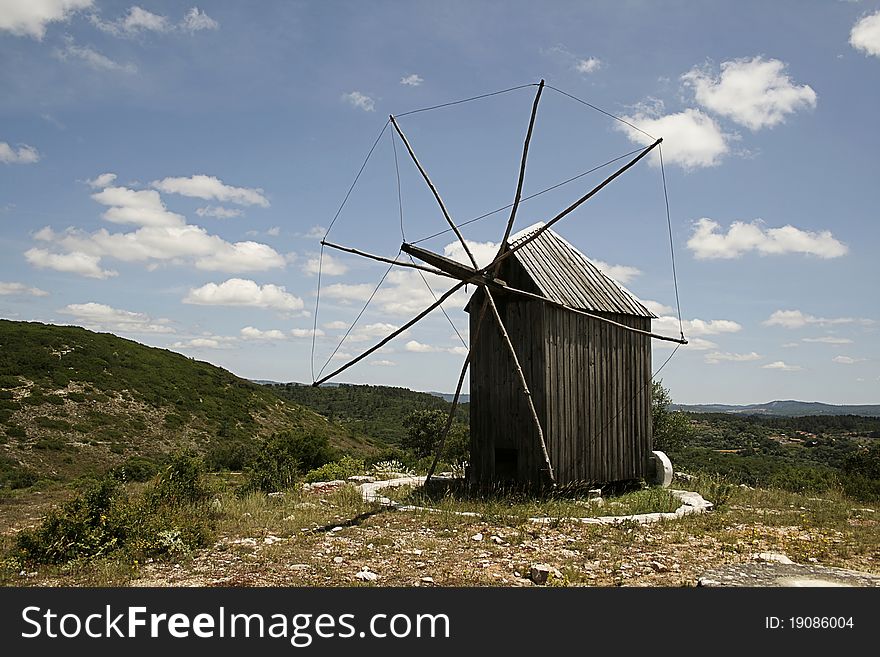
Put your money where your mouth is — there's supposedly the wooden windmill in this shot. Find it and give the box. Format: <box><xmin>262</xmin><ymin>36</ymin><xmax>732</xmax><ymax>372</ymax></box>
<box><xmin>314</xmin><ymin>80</ymin><xmax>687</xmax><ymax>490</ymax></box>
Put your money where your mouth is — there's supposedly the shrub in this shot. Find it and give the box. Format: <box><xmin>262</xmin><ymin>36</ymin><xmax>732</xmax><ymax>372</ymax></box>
<box><xmin>205</xmin><ymin>438</ymin><xmax>257</xmax><ymax>472</ymax></box>
<box><xmin>305</xmin><ymin>456</ymin><xmax>365</xmax><ymax>483</ymax></box>
<box><xmin>4</xmin><ymin>425</ymin><xmax>26</xmax><ymax>438</ymax></box>
<box><xmin>146</xmin><ymin>452</ymin><xmax>211</xmax><ymax>508</ymax></box>
<box><xmin>113</xmin><ymin>456</ymin><xmax>160</xmax><ymax>483</ymax></box>
<box><xmin>243</xmin><ymin>431</ymin><xmax>333</xmax><ymax>493</ymax></box>
<box><xmin>652</xmin><ymin>381</ymin><xmax>694</xmax><ymax>452</ymax></box>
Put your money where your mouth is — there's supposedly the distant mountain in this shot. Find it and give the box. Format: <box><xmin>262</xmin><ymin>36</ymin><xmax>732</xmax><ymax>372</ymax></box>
<box><xmin>427</xmin><ymin>391</ymin><xmax>470</xmax><ymax>403</ymax></box>
<box><xmin>672</xmin><ymin>400</ymin><xmax>880</xmax><ymax>417</ymax></box>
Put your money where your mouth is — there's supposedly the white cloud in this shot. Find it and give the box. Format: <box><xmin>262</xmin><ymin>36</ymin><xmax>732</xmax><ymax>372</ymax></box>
<box><xmin>323</xmin><ymin>320</ymin><xmax>348</xmax><ymax>330</ymax></box>
<box><xmin>240</xmin><ymin>326</ymin><xmax>287</xmax><ymax>341</ymax></box>
<box><xmin>31</xmin><ymin>181</ymin><xmax>285</xmax><ymax>275</ymax></box>
<box><xmin>290</xmin><ymin>327</ymin><xmax>324</xmax><ymax>338</ymax></box>
<box><xmin>184</xmin><ymin>278</ymin><xmax>304</xmax><ymax>311</ymax></box>
<box><xmin>266</xmin><ymin>226</ymin><xmax>280</xmax><ymax>237</ymax></box>
<box><xmin>850</xmin><ymin>10</ymin><xmax>880</xmax><ymax>57</ymax></box>
<box><xmin>687</xmin><ymin>218</ymin><xmax>847</xmax><ymax>260</ymax></box>
<box><xmin>54</xmin><ymin>38</ymin><xmax>136</xmax><ymax>73</ymax></box>
<box><xmin>762</xmin><ymin>360</ymin><xmax>803</xmax><ymax>371</ymax></box>
<box><xmin>170</xmin><ymin>337</ymin><xmax>228</xmax><ymax>350</ymax></box>
<box><xmin>196</xmin><ymin>206</ymin><xmax>243</xmax><ymax>219</ymax></box>
<box><xmin>368</xmin><ymin>359</ymin><xmax>396</xmax><ymax>367</ymax></box>
<box><xmin>575</xmin><ymin>57</ymin><xmax>602</xmax><ymax>74</ymax></box>
<box><xmin>152</xmin><ymin>175</ymin><xmax>269</xmax><ymax>207</ymax></box>
<box><xmin>617</xmin><ymin>104</ymin><xmax>729</xmax><ymax>169</ymax></box>
<box><xmin>86</xmin><ymin>172</ymin><xmax>116</xmax><ymax>188</ymax></box>
<box><xmin>782</xmin><ymin>342</ymin><xmax>799</xmax><ymax>348</ymax></box>
<box><xmin>92</xmin><ymin>186</ymin><xmax>184</xmax><ymax>227</ymax></box>
<box><xmin>349</xmin><ymin>322</ymin><xmax>400</xmax><ymax>343</ymax></box>
<box><xmin>181</xmin><ymin>6</ymin><xmax>218</xmax><ymax>32</ymax></box>
<box><xmin>764</xmin><ymin>310</ymin><xmax>873</xmax><ymax>329</ymax></box>
<box><xmin>591</xmin><ymin>259</ymin><xmax>641</xmax><ymax>284</ymax></box>
<box><xmin>0</xmin><ymin>142</ymin><xmax>40</xmax><ymax>164</ymax></box>
<box><xmin>833</xmin><ymin>355</ymin><xmax>865</xmax><ymax>365</ymax></box>
<box><xmin>303</xmin><ymin>226</ymin><xmax>325</xmax><ymax>239</ymax></box>
<box><xmin>0</xmin><ymin>0</ymin><xmax>92</xmax><ymax>39</ymax></box>
<box><xmin>59</xmin><ymin>302</ymin><xmax>173</xmax><ymax>334</ymax></box>
<box><xmin>405</xmin><ymin>340</ymin><xmax>440</xmax><ymax>353</ymax></box>
<box><xmin>342</xmin><ymin>91</ymin><xmax>375</xmax><ymax>112</ymax></box>
<box><xmin>92</xmin><ymin>5</ymin><xmax>169</xmax><ymax>36</ymax></box>
<box><xmin>400</xmin><ymin>74</ymin><xmax>424</xmax><ymax>86</ymax></box>
<box><xmin>704</xmin><ymin>351</ymin><xmax>762</xmax><ymax>364</ymax></box>
<box><xmin>0</xmin><ymin>281</ymin><xmax>49</xmax><ymax>296</ymax></box>
<box><xmin>321</xmin><ymin>282</ymin><xmax>374</xmax><ymax>303</ymax></box>
<box><xmin>443</xmin><ymin>239</ymin><xmax>499</xmax><ymax>268</ymax></box>
<box><xmin>643</xmin><ymin>300</ymin><xmax>675</xmax><ymax>316</ymax></box>
<box><xmin>802</xmin><ymin>336</ymin><xmax>853</xmax><ymax>345</ymax></box>
<box><xmin>653</xmin><ymin>315</ymin><xmax>741</xmax><ymax>337</ymax></box>
<box><xmin>303</xmin><ymin>253</ymin><xmax>348</xmax><ymax>276</ymax></box>
<box><xmin>654</xmin><ymin>336</ymin><xmax>717</xmax><ymax>351</ymax></box>
<box><xmin>682</xmin><ymin>57</ymin><xmax>817</xmax><ymax>130</ymax></box>
<box><xmin>24</xmin><ymin>248</ymin><xmax>116</xmax><ymax>279</ymax></box>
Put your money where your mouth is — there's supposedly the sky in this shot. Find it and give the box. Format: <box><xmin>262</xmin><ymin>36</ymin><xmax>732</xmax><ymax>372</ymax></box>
<box><xmin>1</xmin><ymin>0</ymin><xmax>878</xmax><ymax>405</ymax></box>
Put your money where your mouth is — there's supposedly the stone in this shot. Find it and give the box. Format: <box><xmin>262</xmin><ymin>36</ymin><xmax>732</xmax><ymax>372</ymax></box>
<box><xmin>471</xmin><ymin>533</ymin><xmax>483</xmax><ymax>542</ymax></box>
<box><xmin>648</xmin><ymin>450</ymin><xmax>674</xmax><ymax>488</ymax></box>
<box><xmin>420</xmin><ymin>576</ymin><xmax>435</xmax><ymax>585</ymax></box>
<box><xmin>347</xmin><ymin>475</ymin><xmax>375</xmax><ymax>483</ymax></box>
<box><xmin>753</xmin><ymin>552</ymin><xmax>794</xmax><ymax>565</ymax></box>
<box><xmin>331</xmin><ymin>526</ymin><xmax>344</xmax><ymax>532</ymax></box>
<box><xmin>529</xmin><ymin>563</ymin><xmax>562</xmax><ymax>585</ymax></box>
<box><xmin>333</xmin><ymin>556</ymin><xmax>344</xmax><ymax>564</ymax></box>
<box><xmin>651</xmin><ymin>561</ymin><xmax>669</xmax><ymax>573</ymax></box>
<box><xmin>356</xmin><ymin>569</ymin><xmax>379</xmax><ymax>582</ymax></box>
<box><xmin>491</xmin><ymin>535</ymin><xmax>504</xmax><ymax>544</ymax></box>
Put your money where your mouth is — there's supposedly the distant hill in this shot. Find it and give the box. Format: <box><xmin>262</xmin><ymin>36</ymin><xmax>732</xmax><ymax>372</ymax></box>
<box><xmin>264</xmin><ymin>382</ymin><xmax>468</xmax><ymax>444</ymax></box>
<box><xmin>427</xmin><ymin>391</ymin><xmax>470</xmax><ymax>403</ymax></box>
<box><xmin>0</xmin><ymin>320</ymin><xmax>378</xmax><ymax>486</ymax></box>
<box><xmin>672</xmin><ymin>400</ymin><xmax>880</xmax><ymax>417</ymax></box>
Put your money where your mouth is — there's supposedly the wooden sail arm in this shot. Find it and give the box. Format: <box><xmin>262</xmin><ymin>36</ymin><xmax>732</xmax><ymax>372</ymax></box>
<box><xmin>485</xmin><ymin>137</ymin><xmax>663</xmax><ymax>272</ymax></box>
<box><xmin>321</xmin><ymin>240</ymin><xmax>457</xmax><ymax>280</ymax></box>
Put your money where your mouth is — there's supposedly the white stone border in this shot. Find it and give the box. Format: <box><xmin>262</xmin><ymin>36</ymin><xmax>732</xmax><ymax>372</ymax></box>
<box><xmin>357</xmin><ymin>476</ymin><xmax>713</xmax><ymax>525</ymax></box>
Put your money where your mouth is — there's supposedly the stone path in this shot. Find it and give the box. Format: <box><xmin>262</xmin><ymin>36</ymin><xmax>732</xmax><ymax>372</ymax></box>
<box><xmin>357</xmin><ymin>475</ymin><xmax>714</xmax><ymax>526</ymax></box>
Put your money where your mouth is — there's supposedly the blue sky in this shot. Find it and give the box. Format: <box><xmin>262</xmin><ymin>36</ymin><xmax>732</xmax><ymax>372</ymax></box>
<box><xmin>1</xmin><ymin>1</ymin><xmax>878</xmax><ymax>404</ymax></box>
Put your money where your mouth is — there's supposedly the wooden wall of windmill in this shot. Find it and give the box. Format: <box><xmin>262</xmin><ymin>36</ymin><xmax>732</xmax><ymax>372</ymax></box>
<box><xmin>466</xmin><ymin>224</ymin><xmax>656</xmax><ymax>490</ymax></box>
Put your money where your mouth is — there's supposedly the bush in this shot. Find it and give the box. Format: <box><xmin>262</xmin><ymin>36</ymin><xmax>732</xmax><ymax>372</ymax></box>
<box><xmin>652</xmin><ymin>381</ymin><xmax>694</xmax><ymax>453</ymax></box>
<box><xmin>0</xmin><ymin>455</ymin><xmax>37</xmax><ymax>489</ymax></box>
<box><xmin>4</xmin><ymin>425</ymin><xmax>26</xmax><ymax>438</ymax></box>
<box><xmin>205</xmin><ymin>438</ymin><xmax>257</xmax><ymax>472</ymax></box>
<box><xmin>305</xmin><ymin>456</ymin><xmax>365</xmax><ymax>483</ymax></box>
<box><xmin>244</xmin><ymin>431</ymin><xmax>333</xmax><ymax>493</ymax></box>
<box><xmin>15</xmin><ymin>452</ymin><xmax>213</xmax><ymax>565</ymax></box>
<box><xmin>401</xmin><ymin>409</ymin><xmax>469</xmax><ymax>463</ymax></box>
<box><xmin>113</xmin><ymin>456</ymin><xmax>160</xmax><ymax>483</ymax></box>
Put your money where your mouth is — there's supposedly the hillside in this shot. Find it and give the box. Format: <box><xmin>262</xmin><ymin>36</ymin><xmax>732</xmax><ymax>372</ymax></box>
<box><xmin>266</xmin><ymin>382</ymin><xmax>468</xmax><ymax>444</ymax></box>
<box><xmin>0</xmin><ymin>320</ymin><xmax>377</xmax><ymax>487</ymax></box>
<box><xmin>672</xmin><ymin>400</ymin><xmax>880</xmax><ymax>417</ymax></box>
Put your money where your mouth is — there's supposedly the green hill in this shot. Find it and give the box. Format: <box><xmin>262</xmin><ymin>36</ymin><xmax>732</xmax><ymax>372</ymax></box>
<box><xmin>266</xmin><ymin>382</ymin><xmax>468</xmax><ymax>444</ymax></box>
<box><xmin>0</xmin><ymin>320</ymin><xmax>378</xmax><ymax>488</ymax></box>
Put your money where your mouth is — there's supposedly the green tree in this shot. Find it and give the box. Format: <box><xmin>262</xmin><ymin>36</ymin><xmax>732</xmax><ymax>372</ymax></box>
<box><xmin>401</xmin><ymin>409</ymin><xmax>469</xmax><ymax>463</ymax></box>
<box><xmin>652</xmin><ymin>381</ymin><xmax>693</xmax><ymax>453</ymax></box>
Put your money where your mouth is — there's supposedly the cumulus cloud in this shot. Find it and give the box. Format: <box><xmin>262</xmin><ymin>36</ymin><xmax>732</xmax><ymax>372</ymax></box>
<box><xmin>682</xmin><ymin>57</ymin><xmax>817</xmax><ymax>130</ymax></box>
<box><xmin>54</xmin><ymin>38</ymin><xmax>136</xmax><ymax>73</ymax></box>
<box><xmin>0</xmin><ymin>142</ymin><xmax>40</xmax><ymax>164</ymax></box>
<box><xmin>240</xmin><ymin>326</ymin><xmax>287</xmax><ymax>341</ymax></box>
<box><xmin>184</xmin><ymin>278</ymin><xmax>304</xmax><ymax>311</ymax></box>
<box><xmin>323</xmin><ymin>320</ymin><xmax>348</xmax><ymax>330</ymax></box>
<box><xmin>86</xmin><ymin>172</ymin><xmax>117</xmax><ymax>188</ymax></box>
<box><xmin>764</xmin><ymin>310</ymin><xmax>873</xmax><ymax>329</ymax></box>
<box><xmin>653</xmin><ymin>315</ymin><xmax>741</xmax><ymax>337</ymax></box>
<box><xmin>30</xmin><ymin>181</ymin><xmax>285</xmax><ymax>276</ymax></box>
<box><xmin>405</xmin><ymin>340</ymin><xmax>468</xmax><ymax>356</ymax></box>
<box><xmin>290</xmin><ymin>328</ymin><xmax>324</xmax><ymax>338</ymax></box>
<box><xmin>762</xmin><ymin>360</ymin><xmax>803</xmax><ymax>372</ymax></box>
<box><xmin>151</xmin><ymin>175</ymin><xmax>269</xmax><ymax>207</ymax></box>
<box><xmin>170</xmin><ymin>337</ymin><xmax>230</xmax><ymax>350</ymax></box>
<box><xmin>91</xmin><ymin>5</ymin><xmax>169</xmax><ymax>36</ymax></box>
<box><xmin>617</xmin><ymin>104</ymin><xmax>729</xmax><ymax>169</ymax></box>
<box><xmin>303</xmin><ymin>226</ymin><xmax>326</xmax><ymax>239</ymax></box>
<box><xmin>342</xmin><ymin>91</ymin><xmax>375</xmax><ymax>112</ymax></box>
<box><xmin>368</xmin><ymin>359</ymin><xmax>396</xmax><ymax>367</ymax></box>
<box><xmin>0</xmin><ymin>281</ymin><xmax>49</xmax><ymax>297</ymax></box>
<box><xmin>400</xmin><ymin>74</ymin><xmax>424</xmax><ymax>86</ymax></box>
<box><xmin>850</xmin><ymin>10</ymin><xmax>880</xmax><ymax>57</ymax></box>
<box><xmin>704</xmin><ymin>351</ymin><xmax>762</xmax><ymax>365</ymax></box>
<box><xmin>687</xmin><ymin>218</ymin><xmax>847</xmax><ymax>260</ymax></box>
<box><xmin>0</xmin><ymin>0</ymin><xmax>92</xmax><ymax>39</ymax></box>
<box><xmin>591</xmin><ymin>259</ymin><xmax>641</xmax><ymax>285</ymax></box>
<box><xmin>302</xmin><ymin>253</ymin><xmax>348</xmax><ymax>276</ymax></box>
<box><xmin>643</xmin><ymin>300</ymin><xmax>675</xmax><ymax>316</ymax></box>
<box><xmin>443</xmin><ymin>240</ymin><xmax>500</xmax><ymax>269</ymax></box>
<box><xmin>59</xmin><ymin>301</ymin><xmax>173</xmax><ymax>334</ymax></box>
<box><xmin>24</xmin><ymin>248</ymin><xmax>116</xmax><ymax>279</ymax></box>
<box><xmin>575</xmin><ymin>57</ymin><xmax>602</xmax><ymax>74</ymax></box>
<box><xmin>802</xmin><ymin>336</ymin><xmax>853</xmax><ymax>345</ymax></box>
<box><xmin>348</xmin><ymin>322</ymin><xmax>401</xmax><ymax>343</ymax></box>
<box><xmin>196</xmin><ymin>206</ymin><xmax>243</xmax><ymax>219</ymax></box>
<box><xmin>833</xmin><ymin>355</ymin><xmax>865</xmax><ymax>365</ymax></box>
<box><xmin>181</xmin><ymin>6</ymin><xmax>218</xmax><ymax>32</ymax></box>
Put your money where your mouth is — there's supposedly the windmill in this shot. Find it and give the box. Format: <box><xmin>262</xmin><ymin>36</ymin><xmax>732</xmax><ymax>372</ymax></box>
<box><xmin>312</xmin><ymin>80</ymin><xmax>688</xmax><ymax>491</ymax></box>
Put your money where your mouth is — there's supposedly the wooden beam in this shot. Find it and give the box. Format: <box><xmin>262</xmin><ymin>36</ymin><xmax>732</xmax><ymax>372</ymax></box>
<box><xmin>486</xmin><ymin>280</ymin><xmax>688</xmax><ymax>345</ymax></box>
<box><xmin>312</xmin><ymin>280</ymin><xmax>466</xmax><ymax>386</ymax></box>
<box><xmin>321</xmin><ymin>240</ymin><xmax>457</xmax><ymax>280</ymax></box>
<box><xmin>484</xmin><ymin>286</ymin><xmax>556</xmax><ymax>486</ymax></box>
<box><xmin>389</xmin><ymin>115</ymin><xmax>479</xmax><ymax>270</ymax></box>
<box><xmin>401</xmin><ymin>242</ymin><xmax>477</xmax><ymax>281</ymax></box>
<box><xmin>497</xmin><ymin>79</ymin><xmax>544</xmax><ymax>255</ymax></box>
<box><xmin>486</xmin><ymin>137</ymin><xmax>663</xmax><ymax>271</ymax></box>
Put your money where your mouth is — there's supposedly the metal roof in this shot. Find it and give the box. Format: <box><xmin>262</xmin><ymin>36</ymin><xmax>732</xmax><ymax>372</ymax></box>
<box><xmin>507</xmin><ymin>223</ymin><xmax>656</xmax><ymax>318</ymax></box>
